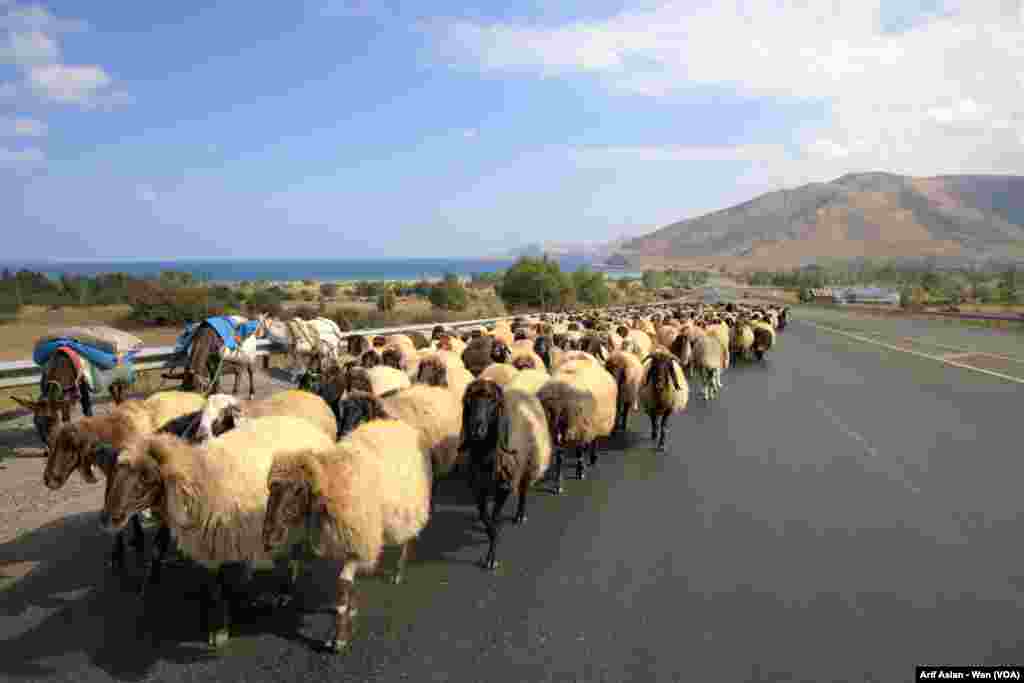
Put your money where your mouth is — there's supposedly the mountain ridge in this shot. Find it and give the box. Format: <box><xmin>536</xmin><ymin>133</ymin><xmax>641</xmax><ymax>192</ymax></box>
<box><xmin>612</xmin><ymin>172</ymin><xmax>1024</xmax><ymax>271</ymax></box>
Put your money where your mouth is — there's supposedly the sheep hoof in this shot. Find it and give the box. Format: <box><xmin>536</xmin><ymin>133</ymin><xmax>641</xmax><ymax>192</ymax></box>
<box><xmin>552</xmin><ymin>484</ymin><xmax>564</xmax><ymax>495</ymax></box>
<box><xmin>324</xmin><ymin>638</ymin><xmax>349</xmax><ymax>653</ymax></box>
<box><xmin>514</xmin><ymin>513</ymin><xmax>527</xmax><ymax>525</ymax></box>
<box><xmin>208</xmin><ymin>628</ymin><xmax>230</xmax><ymax>649</ymax></box>
<box><xmin>390</xmin><ymin>573</ymin><xmax>404</xmax><ymax>586</ymax></box>
<box><xmin>479</xmin><ymin>557</ymin><xmax>501</xmax><ymax>571</ymax></box>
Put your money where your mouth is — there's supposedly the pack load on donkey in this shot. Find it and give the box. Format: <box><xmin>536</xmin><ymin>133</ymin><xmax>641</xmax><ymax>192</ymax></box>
<box><xmin>15</xmin><ymin>325</ymin><xmax>143</xmax><ymax>448</ymax></box>
<box><xmin>166</xmin><ymin>315</ymin><xmax>265</xmax><ymax>398</ymax></box>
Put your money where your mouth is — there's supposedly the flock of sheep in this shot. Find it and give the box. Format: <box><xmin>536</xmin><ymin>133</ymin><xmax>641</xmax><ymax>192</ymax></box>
<box><xmin>32</xmin><ymin>300</ymin><xmax>788</xmax><ymax>653</ymax></box>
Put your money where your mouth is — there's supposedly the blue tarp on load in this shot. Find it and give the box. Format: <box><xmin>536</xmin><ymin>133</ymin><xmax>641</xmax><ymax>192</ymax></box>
<box><xmin>33</xmin><ymin>339</ymin><xmax>137</xmax><ymax>371</ymax></box>
<box><xmin>173</xmin><ymin>316</ymin><xmax>260</xmax><ymax>356</ymax></box>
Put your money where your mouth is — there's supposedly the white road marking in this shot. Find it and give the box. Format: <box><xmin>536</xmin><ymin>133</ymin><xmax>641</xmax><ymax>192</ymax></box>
<box><xmin>802</xmin><ymin>321</ymin><xmax>1024</xmax><ymax>385</ymax></box>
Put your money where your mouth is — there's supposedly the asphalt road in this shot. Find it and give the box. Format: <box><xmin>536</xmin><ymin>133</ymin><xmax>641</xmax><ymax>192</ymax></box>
<box><xmin>1</xmin><ymin>320</ymin><xmax>1022</xmax><ymax>683</ymax></box>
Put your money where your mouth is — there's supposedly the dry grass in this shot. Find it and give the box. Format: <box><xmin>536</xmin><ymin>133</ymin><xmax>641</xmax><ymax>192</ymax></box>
<box><xmin>0</xmin><ymin>305</ymin><xmax>181</xmax><ymax>362</ymax></box>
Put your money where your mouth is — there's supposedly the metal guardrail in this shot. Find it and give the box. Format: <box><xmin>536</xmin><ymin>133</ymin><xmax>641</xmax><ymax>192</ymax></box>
<box><xmin>0</xmin><ymin>302</ymin><xmax>685</xmax><ymax>393</ymax></box>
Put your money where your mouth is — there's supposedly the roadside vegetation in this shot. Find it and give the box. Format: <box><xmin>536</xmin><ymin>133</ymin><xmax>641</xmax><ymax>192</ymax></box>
<box><xmin>739</xmin><ymin>258</ymin><xmax>1019</xmax><ymax>309</ymax></box>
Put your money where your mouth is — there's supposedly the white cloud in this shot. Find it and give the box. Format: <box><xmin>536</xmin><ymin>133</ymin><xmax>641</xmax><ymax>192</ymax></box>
<box><xmin>0</xmin><ymin>2</ymin><xmax>125</xmax><ymax>107</ymax></box>
<box><xmin>0</xmin><ymin>116</ymin><xmax>45</xmax><ymax>136</ymax></box>
<box><xmin>28</xmin><ymin>63</ymin><xmax>111</xmax><ymax>104</ymax></box>
<box><xmin>437</xmin><ymin>1</ymin><xmax>1024</xmax><ymax>185</ymax></box>
<box><xmin>572</xmin><ymin>143</ymin><xmax>787</xmax><ymax>164</ymax></box>
<box><xmin>462</xmin><ymin>128</ymin><xmax>478</xmax><ymax>138</ymax></box>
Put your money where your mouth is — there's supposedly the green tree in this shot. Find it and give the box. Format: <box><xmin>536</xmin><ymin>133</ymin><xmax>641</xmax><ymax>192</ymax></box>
<box><xmin>429</xmin><ymin>273</ymin><xmax>469</xmax><ymax>311</ymax></box>
<box><xmin>497</xmin><ymin>256</ymin><xmax>569</xmax><ymax>310</ymax></box>
<box><xmin>642</xmin><ymin>270</ymin><xmax>668</xmax><ymax>289</ymax></box>
<box><xmin>377</xmin><ymin>288</ymin><xmax>396</xmax><ymax>312</ymax></box>
<box><xmin>572</xmin><ymin>267</ymin><xmax>611</xmax><ymax>306</ymax></box>
<box><xmin>999</xmin><ymin>267</ymin><xmax>1019</xmax><ymax>303</ymax></box>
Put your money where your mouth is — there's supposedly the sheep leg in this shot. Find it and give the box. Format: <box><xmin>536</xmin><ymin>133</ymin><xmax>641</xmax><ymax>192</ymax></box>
<box><xmin>392</xmin><ymin>540</ymin><xmax>412</xmax><ymax>585</ymax></box>
<box><xmin>657</xmin><ymin>414</ymin><xmax>670</xmax><ymax>451</ymax></box>
<box><xmin>232</xmin><ymin>367</ymin><xmax>241</xmax><ymax>396</ymax></box>
<box><xmin>551</xmin><ymin>451</ymin><xmax>564</xmax><ymax>495</ymax></box>
<box><xmin>649</xmin><ymin>413</ymin><xmax>659</xmax><ymax>441</ymax></box>
<box><xmin>481</xmin><ymin>486</ymin><xmax>511</xmax><ymax>571</ymax></box>
<box><xmin>514</xmin><ymin>478</ymin><xmax>529</xmax><ymax>525</ymax></box>
<box><xmin>588</xmin><ymin>440</ymin><xmax>599</xmax><ymax>469</ymax></box>
<box><xmin>130</xmin><ymin>514</ymin><xmax>146</xmax><ymax>566</ymax></box>
<box><xmin>326</xmin><ymin>565</ymin><xmax>358</xmax><ymax>653</ymax></box>
<box><xmin>140</xmin><ymin>524</ymin><xmax>171</xmax><ymax>600</ymax></box>
<box><xmin>108</xmin><ymin>531</ymin><xmax>127</xmax><ymax>572</ymax></box>
<box><xmin>204</xmin><ymin>567</ymin><xmax>232</xmax><ymax>649</ymax></box>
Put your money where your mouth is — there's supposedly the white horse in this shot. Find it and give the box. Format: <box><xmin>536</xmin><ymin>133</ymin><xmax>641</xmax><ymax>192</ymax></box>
<box><xmin>262</xmin><ymin>315</ymin><xmax>347</xmax><ymax>383</ymax></box>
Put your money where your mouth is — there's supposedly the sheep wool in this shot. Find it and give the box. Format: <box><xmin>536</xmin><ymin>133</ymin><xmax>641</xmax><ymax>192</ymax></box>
<box><xmin>198</xmin><ymin>390</ymin><xmax>338</xmax><ymax>443</ymax></box>
<box><xmin>506</xmin><ymin>368</ymin><xmax>550</xmax><ymax>396</ymax></box>
<box><xmin>378</xmin><ymin>385</ymin><xmax>463</xmax><ymax>477</ymax></box>
<box><xmin>478</xmin><ymin>363</ymin><xmax>520</xmax><ymax>387</ymax></box>
<box><xmin>271</xmin><ymin>419</ymin><xmax>430</xmax><ymax>570</ymax></box>
<box><xmin>348</xmin><ymin>366</ymin><xmax>412</xmax><ymax>397</ymax></box>
<box><xmin>604</xmin><ymin>350</ymin><xmax>644</xmax><ymax>418</ymax></box>
<box><xmin>129</xmin><ymin>415</ymin><xmax>335</xmax><ymax>568</ymax></box>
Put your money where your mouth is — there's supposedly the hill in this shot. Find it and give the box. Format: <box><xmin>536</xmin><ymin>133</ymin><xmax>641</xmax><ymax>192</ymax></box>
<box><xmin>612</xmin><ymin>173</ymin><xmax>1024</xmax><ymax>271</ymax></box>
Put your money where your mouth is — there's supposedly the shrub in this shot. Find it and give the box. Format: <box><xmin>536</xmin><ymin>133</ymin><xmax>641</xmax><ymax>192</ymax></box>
<box><xmin>128</xmin><ymin>283</ymin><xmax>234</xmax><ymax>325</ymax></box>
<box><xmin>245</xmin><ymin>289</ymin><xmax>285</xmax><ymax>318</ymax></box>
<box><xmin>377</xmin><ymin>289</ymin><xmax>396</xmax><ymax>312</ymax></box>
<box><xmin>0</xmin><ymin>297</ymin><xmax>20</xmax><ymax>325</ymax></box>
<box><xmin>320</xmin><ymin>283</ymin><xmax>340</xmax><ymax>299</ymax></box>
<box><xmin>428</xmin><ymin>274</ymin><xmax>469</xmax><ymax>311</ymax></box>
<box><xmin>300</xmin><ymin>290</ymin><xmax>316</xmax><ymax>302</ymax></box>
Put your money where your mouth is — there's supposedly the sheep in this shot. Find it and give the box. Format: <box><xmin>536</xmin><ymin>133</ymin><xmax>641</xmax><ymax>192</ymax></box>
<box><xmin>436</xmin><ymin>333</ymin><xmax>467</xmax><ymax>355</ymax></box>
<box><xmin>263</xmin><ymin>419</ymin><xmax>431</xmax><ymax>652</ymax></box>
<box><xmin>416</xmin><ymin>353</ymin><xmax>475</xmax><ymax>399</ymax></box>
<box><xmin>751</xmin><ymin>321</ymin><xmax>776</xmax><ymax>361</ymax></box>
<box><xmin>531</xmin><ymin>336</ymin><xmax>556</xmax><ymax>372</ymax></box>
<box><xmin>337</xmin><ymin>365</ymin><xmax>411</xmax><ymax>398</ymax></box>
<box><xmin>44</xmin><ymin>390</ymin><xmax>207</xmax><ymax>571</ymax></box>
<box><xmin>578</xmin><ymin>333</ymin><xmax>610</xmax><ymax>361</ymax></box>
<box><xmin>624</xmin><ymin>329</ymin><xmax>653</xmax><ymax>358</ymax></box>
<box><xmin>705</xmin><ymin>322</ymin><xmax>732</xmax><ymax>369</ymax></box>
<box><xmin>669</xmin><ymin>334</ymin><xmax>693</xmax><ymax>375</ymax></box>
<box><xmin>536</xmin><ymin>360</ymin><xmax>617</xmax><ymax>492</ymax></box>
<box><xmin>604</xmin><ymin>350</ymin><xmax>644</xmax><ymax>434</ymax></box>
<box><xmin>347</xmin><ymin>335</ymin><xmax>371</xmax><ymax>357</ymax></box>
<box><xmin>730</xmin><ymin>321</ymin><xmax>755</xmax><ymax>361</ymax></box>
<box><xmin>461</xmin><ymin>336</ymin><xmax>512</xmax><ymax>377</ymax></box>
<box><xmin>381</xmin><ymin>342</ymin><xmax>420</xmax><ymax>381</ymax></box>
<box><xmin>191</xmin><ymin>390</ymin><xmax>338</xmax><ymax>444</ymax></box>
<box><xmin>460</xmin><ymin>379</ymin><xmax>552</xmax><ymax>570</ymax></box>
<box><xmin>638</xmin><ymin>352</ymin><xmax>689</xmax><ymax>451</ymax></box>
<box><xmin>101</xmin><ymin>415</ymin><xmax>336</xmax><ymax>648</ymax></box>
<box><xmin>510</xmin><ymin>348</ymin><xmax>547</xmax><ymax>373</ymax></box>
<box><xmin>335</xmin><ymin>386</ymin><xmax>462</xmax><ymax>507</ymax></box>
<box><xmin>488</xmin><ymin>326</ymin><xmax>515</xmax><ymax>349</ymax></box>
<box><xmin>655</xmin><ymin>325</ymin><xmax>680</xmax><ymax>349</ymax></box>
<box><xmin>552</xmin><ymin>350</ymin><xmax>601</xmax><ymax>372</ymax></box>
<box><xmin>506</xmin><ymin>368</ymin><xmax>550</xmax><ymax>396</ymax></box>
<box><xmin>478</xmin><ymin>362</ymin><xmax>520</xmax><ymax>387</ymax></box>
<box><xmin>692</xmin><ymin>334</ymin><xmax>725</xmax><ymax>400</ymax></box>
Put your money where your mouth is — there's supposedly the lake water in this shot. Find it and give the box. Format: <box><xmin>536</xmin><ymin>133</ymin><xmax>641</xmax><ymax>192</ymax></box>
<box><xmin>2</xmin><ymin>258</ymin><xmax>642</xmax><ymax>283</ymax></box>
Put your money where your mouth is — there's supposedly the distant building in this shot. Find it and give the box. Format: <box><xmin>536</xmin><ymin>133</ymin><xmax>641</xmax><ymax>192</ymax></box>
<box><xmin>832</xmin><ymin>287</ymin><xmax>900</xmax><ymax>305</ymax></box>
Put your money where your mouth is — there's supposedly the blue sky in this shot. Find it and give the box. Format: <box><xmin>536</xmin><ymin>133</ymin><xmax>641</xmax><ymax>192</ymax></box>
<box><xmin>3</xmin><ymin>1</ymin><xmax>1023</xmax><ymax>260</ymax></box>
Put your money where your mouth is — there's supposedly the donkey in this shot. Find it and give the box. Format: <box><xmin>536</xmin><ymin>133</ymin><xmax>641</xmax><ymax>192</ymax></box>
<box><xmin>181</xmin><ymin>316</ymin><xmax>270</xmax><ymax>399</ymax></box>
<box><xmin>13</xmin><ymin>351</ymin><xmax>127</xmax><ymax>450</ymax></box>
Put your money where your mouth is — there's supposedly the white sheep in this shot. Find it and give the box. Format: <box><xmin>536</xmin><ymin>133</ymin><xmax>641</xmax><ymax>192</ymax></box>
<box><xmin>604</xmin><ymin>350</ymin><xmax>644</xmax><ymax>434</ymax></box>
<box><xmin>101</xmin><ymin>414</ymin><xmax>336</xmax><ymax>648</ymax></box>
<box><xmin>192</xmin><ymin>390</ymin><xmax>338</xmax><ymax>443</ymax></box>
<box><xmin>536</xmin><ymin>360</ymin><xmax>617</xmax><ymax>492</ymax></box>
<box><xmin>263</xmin><ymin>419</ymin><xmax>431</xmax><ymax>652</ymax></box>
<box><xmin>692</xmin><ymin>334</ymin><xmax>724</xmax><ymax>400</ymax></box>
